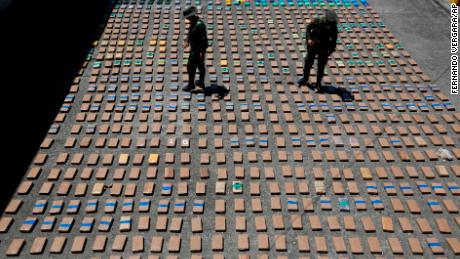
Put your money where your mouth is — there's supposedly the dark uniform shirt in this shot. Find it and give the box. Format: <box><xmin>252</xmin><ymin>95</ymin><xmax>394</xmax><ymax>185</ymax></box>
<box><xmin>187</xmin><ymin>18</ymin><xmax>208</xmax><ymax>55</ymax></box>
<box><xmin>305</xmin><ymin>17</ymin><xmax>338</xmax><ymax>52</ymax></box>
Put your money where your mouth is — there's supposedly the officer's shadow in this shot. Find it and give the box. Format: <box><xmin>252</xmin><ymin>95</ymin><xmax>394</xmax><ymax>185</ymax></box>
<box><xmin>194</xmin><ymin>83</ymin><xmax>230</xmax><ymax>99</ymax></box>
<box><xmin>306</xmin><ymin>83</ymin><xmax>354</xmax><ymax>102</ymax></box>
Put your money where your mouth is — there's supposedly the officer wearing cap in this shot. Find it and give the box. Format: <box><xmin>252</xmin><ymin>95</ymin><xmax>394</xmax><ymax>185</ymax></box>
<box><xmin>298</xmin><ymin>9</ymin><xmax>338</xmax><ymax>93</ymax></box>
<box><xmin>182</xmin><ymin>6</ymin><xmax>209</xmax><ymax>91</ymax></box>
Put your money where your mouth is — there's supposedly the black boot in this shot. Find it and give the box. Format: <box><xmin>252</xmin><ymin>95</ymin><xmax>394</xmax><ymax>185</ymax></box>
<box><xmin>297</xmin><ymin>77</ymin><xmax>309</xmax><ymax>86</ymax></box>
<box><xmin>195</xmin><ymin>80</ymin><xmax>205</xmax><ymax>88</ymax></box>
<box><xmin>182</xmin><ymin>83</ymin><xmax>195</xmax><ymax>91</ymax></box>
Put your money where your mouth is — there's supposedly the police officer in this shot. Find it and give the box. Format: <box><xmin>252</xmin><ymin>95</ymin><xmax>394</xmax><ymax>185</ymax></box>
<box><xmin>182</xmin><ymin>6</ymin><xmax>209</xmax><ymax>91</ymax></box>
<box><xmin>298</xmin><ymin>9</ymin><xmax>338</xmax><ymax>93</ymax></box>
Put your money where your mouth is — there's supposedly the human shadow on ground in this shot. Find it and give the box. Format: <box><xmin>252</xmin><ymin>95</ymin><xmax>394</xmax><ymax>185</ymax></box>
<box><xmin>193</xmin><ymin>83</ymin><xmax>230</xmax><ymax>99</ymax></box>
<box><xmin>306</xmin><ymin>83</ymin><xmax>354</xmax><ymax>102</ymax></box>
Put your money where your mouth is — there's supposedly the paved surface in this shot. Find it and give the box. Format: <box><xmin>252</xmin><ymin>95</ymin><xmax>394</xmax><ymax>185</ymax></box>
<box><xmin>1</xmin><ymin>0</ymin><xmax>460</xmax><ymax>257</ymax></box>
<box><xmin>368</xmin><ymin>0</ymin><xmax>458</xmax><ymax>108</ymax></box>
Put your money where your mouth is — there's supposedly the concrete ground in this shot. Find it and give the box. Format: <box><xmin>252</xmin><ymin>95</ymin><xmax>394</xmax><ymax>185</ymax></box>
<box><xmin>368</xmin><ymin>0</ymin><xmax>459</xmax><ymax>107</ymax></box>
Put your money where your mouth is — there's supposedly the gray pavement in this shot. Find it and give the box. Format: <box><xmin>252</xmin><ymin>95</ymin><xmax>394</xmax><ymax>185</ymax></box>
<box><xmin>368</xmin><ymin>0</ymin><xmax>459</xmax><ymax>107</ymax></box>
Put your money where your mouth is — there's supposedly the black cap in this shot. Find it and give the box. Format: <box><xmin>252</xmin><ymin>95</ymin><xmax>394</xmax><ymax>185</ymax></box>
<box><xmin>325</xmin><ymin>9</ymin><xmax>338</xmax><ymax>22</ymax></box>
<box><xmin>182</xmin><ymin>6</ymin><xmax>197</xmax><ymax>19</ymax></box>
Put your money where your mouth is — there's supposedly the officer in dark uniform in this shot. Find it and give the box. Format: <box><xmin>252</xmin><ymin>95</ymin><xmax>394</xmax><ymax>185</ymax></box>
<box><xmin>298</xmin><ymin>9</ymin><xmax>338</xmax><ymax>92</ymax></box>
<box><xmin>182</xmin><ymin>6</ymin><xmax>209</xmax><ymax>91</ymax></box>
